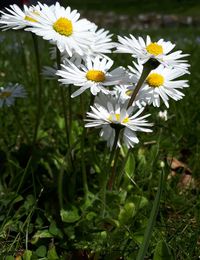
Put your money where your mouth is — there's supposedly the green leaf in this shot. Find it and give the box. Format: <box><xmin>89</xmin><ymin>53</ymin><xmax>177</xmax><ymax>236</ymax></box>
<box><xmin>5</xmin><ymin>257</ymin><xmax>15</xmax><ymax>260</ymax></box>
<box><xmin>86</xmin><ymin>211</ymin><xmax>97</xmax><ymax>221</ymax></box>
<box><xmin>60</xmin><ymin>207</ymin><xmax>80</xmax><ymax>223</ymax></box>
<box><xmin>125</xmin><ymin>153</ymin><xmax>135</xmax><ymax>177</ymax></box>
<box><xmin>136</xmin><ymin>170</ymin><xmax>165</xmax><ymax>260</ymax></box>
<box><xmin>132</xmin><ymin>229</ymin><xmax>146</xmax><ymax>245</ymax></box>
<box><xmin>153</xmin><ymin>240</ymin><xmax>174</xmax><ymax>260</ymax></box>
<box><xmin>118</xmin><ymin>202</ymin><xmax>136</xmax><ymax>225</ymax></box>
<box><xmin>23</xmin><ymin>250</ymin><xmax>32</xmax><ymax>260</ymax></box>
<box><xmin>31</xmin><ymin>230</ymin><xmax>53</xmax><ymax>244</ymax></box>
<box><xmin>49</xmin><ymin>221</ymin><xmax>63</xmax><ymax>238</ymax></box>
<box><xmin>47</xmin><ymin>246</ymin><xmax>59</xmax><ymax>260</ymax></box>
<box><xmin>36</xmin><ymin>245</ymin><xmax>47</xmax><ymax>257</ymax></box>
<box><xmin>131</xmin><ymin>195</ymin><xmax>148</xmax><ymax>210</ymax></box>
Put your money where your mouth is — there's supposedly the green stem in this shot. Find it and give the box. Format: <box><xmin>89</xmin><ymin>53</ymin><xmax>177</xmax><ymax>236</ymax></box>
<box><xmin>108</xmin><ymin>128</ymin><xmax>121</xmax><ymax>168</ymax></box>
<box><xmin>80</xmin><ymin>95</ymin><xmax>89</xmax><ymax>200</ymax></box>
<box><xmin>127</xmin><ymin>58</ymin><xmax>160</xmax><ymax>108</ymax></box>
<box><xmin>58</xmin><ymin>167</ymin><xmax>64</xmax><ymax>209</ymax></box>
<box><xmin>101</xmin><ymin>128</ymin><xmax>121</xmax><ymax>217</ymax></box>
<box><xmin>117</xmin><ymin>149</ymin><xmax>131</xmax><ymax>186</ymax></box>
<box><xmin>56</xmin><ymin>49</ymin><xmax>71</xmax><ymax>153</ymax></box>
<box><xmin>136</xmin><ymin>168</ymin><xmax>165</xmax><ymax>260</ymax></box>
<box><xmin>108</xmin><ymin>148</ymin><xmax>120</xmax><ymax>190</ymax></box>
<box><xmin>32</xmin><ymin>33</ymin><xmax>42</xmax><ymax>144</ymax></box>
<box><xmin>68</xmin><ymin>85</ymin><xmax>72</xmax><ymax>139</ymax></box>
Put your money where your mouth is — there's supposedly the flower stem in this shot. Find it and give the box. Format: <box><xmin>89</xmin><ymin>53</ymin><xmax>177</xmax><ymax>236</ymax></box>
<box><xmin>80</xmin><ymin>95</ymin><xmax>89</xmax><ymax>200</ymax></box>
<box><xmin>136</xmin><ymin>168</ymin><xmax>165</xmax><ymax>260</ymax></box>
<box><xmin>32</xmin><ymin>33</ymin><xmax>42</xmax><ymax>145</ymax></box>
<box><xmin>68</xmin><ymin>84</ymin><xmax>72</xmax><ymax>139</ymax></box>
<box><xmin>108</xmin><ymin>147</ymin><xmax>120</xmax><ymax>190</ymax></box>
<box><xmin>56</xmin><ymin>48</ymin><xmax>71</xmax><ymax>153</ymax></box>
<box><xmin>127</xmin><ymin>58</ymin><xmax>160</xmax><ymax>108</ymax></box>
<box><xmin>101</xmin><ymin>128</ymin><xmax>121</xmax><ymax>216</ymax></box>
<box><xmin>108</xmin><ymin>128</ymin><xmax>121</xmax><ymax>167</ymax></box>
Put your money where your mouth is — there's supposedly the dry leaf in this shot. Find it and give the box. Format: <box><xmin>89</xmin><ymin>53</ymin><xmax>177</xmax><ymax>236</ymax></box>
<box><xmin>167</xmin><ymin>157</ymin><xmax>194</xmax><ymax>190</ymax></box>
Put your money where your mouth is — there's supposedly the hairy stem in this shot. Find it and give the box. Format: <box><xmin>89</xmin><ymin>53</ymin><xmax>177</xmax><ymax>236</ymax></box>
<box><xmin>127</xmin><ymin>58</ymin><xmax>160</xmax><ymax>108</ymax></box>
<box><xmin>32</xmin><ymin>34</ymin><xmax>42</xmax><ymax>144</ymax></box>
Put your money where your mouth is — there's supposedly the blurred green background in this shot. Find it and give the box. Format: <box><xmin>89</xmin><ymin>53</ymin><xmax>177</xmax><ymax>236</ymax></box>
<box><xmin>61</xmin><ymin>0</ymin><xmax>200</xmax><ymax>15</ymax></box>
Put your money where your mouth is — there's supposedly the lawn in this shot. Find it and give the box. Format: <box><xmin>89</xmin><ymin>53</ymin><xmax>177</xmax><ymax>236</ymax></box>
<box><xmin>0</xmin><ymin>1</ymin><xmax>200</xmax><ymax>259</ymax></box>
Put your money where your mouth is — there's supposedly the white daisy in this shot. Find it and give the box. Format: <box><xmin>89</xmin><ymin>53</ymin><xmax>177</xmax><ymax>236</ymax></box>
<box><xmin>85</xmin><ymin>94</ymin><xmax>153</xmax><ymax>149</ymax></box>
<box><xmin>116</xmin><ymin>35</ymin><xmax>189</xmax><ymax>70</ymax></box>
<box><xmin>128</xmin><ymin>62</ymin><xmax>189</xmax><ymax>108</ymax></box>
<box><xmin>49</xmin><ymin>26</ymin><xmax>115</xmax><ymax>60</ymax></box>
<box><xmin>25</xmin><ymin>2</ymin><xmax>95</xmax><ymax>56</ymax></box>
<box><xmin>85</xmin><ymin>25</ymin><xmax>116</xmax><ymax>58</ymax></box>
<box><xmin>56</xmin><ymin>56</ymin><xmax>129</xmax><ymax>97</ymax></box>
<box><xmin>0</xmin><ymin>4</ymin><xmax>41</xmax><ymax>30</ymax></box>
<box><xmin>0</xmin><ymin>83</ymin><xmax>27</xmax><ymax>107</ymax></box>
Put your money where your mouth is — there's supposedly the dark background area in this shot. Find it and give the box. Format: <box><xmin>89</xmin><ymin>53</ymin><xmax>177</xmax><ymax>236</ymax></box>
<box><xmin>60</xmin><ymin>0</ymin><xmax>200</xmax><ymax>15</ymax></box>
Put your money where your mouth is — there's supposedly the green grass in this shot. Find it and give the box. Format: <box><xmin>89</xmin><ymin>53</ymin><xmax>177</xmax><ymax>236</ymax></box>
<box><xmin>0</xmin><ymin>14</ymin><xmax>200</xmax><ymax>260</ymax></box>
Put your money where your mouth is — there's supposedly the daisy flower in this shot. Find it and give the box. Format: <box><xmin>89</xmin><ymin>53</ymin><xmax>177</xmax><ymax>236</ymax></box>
<box><xmin>0</xmin><ymin>83</ymin><xmax>27</xmax><ymax>107</ymax></box>
<box><xmin>56</xmin><ymin>56</ymin><xmax>129</xmax><ymax>97</ymax></box>
<box><xmin>128</xmin><ymin>62</ymin><xmax>189</xmax><ymax>108</ymax></box>
<box><xmin>0</xmin><ymin>4</ymin><xmax>41</xmax><ymax>30</ymax></box>
<box><xmin>26</xmin><ymin>2</ymin><xmax>95</xmax><ymax>55</ymax></box>
<box><xmin>49</xmin><ymin>26</ymin><xmax>115</xmax><ymax>60</ymax></box>
<box><xmin>116</xmin><ymin>35</ymin><xmax>189</xmax><ymax>70</ymax></box>
<box><xmin>85</xmin><ymin>94</ymin><xmax>153</xmax><ymax>149</ymax></box>
<box><xmin>85</xmin><ymin>25</ymin><xmax>116</xmax><ymax>58</ymax></box>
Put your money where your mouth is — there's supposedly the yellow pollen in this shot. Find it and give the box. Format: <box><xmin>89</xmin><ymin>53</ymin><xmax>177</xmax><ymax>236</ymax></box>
<box><xmin>53</xmin><ymin>17</ymin><xmax>73</xmax><ymax>36</ymax></box>
<box><xmin>24</xmin><ymin>15</ymin><xmax>38</xmax><ymax>22</ymax></box>
<box><xmin>146</xmin><ymin>73</ymin><xmax>164</xmax><ymax>88</ymax></box>
<box><xmin>122</xmin><ymin>117</ymin><xmax>129</xmax><ymax>123</ymax></box>
<box><xmin>115</xmin><ymin>113</ymin><xmax>120</xmax><ymax>121</ymax></box>
<box><xmin>0</xmin><ymin>91</ymin><xmax>12</xmax><ymax>99</ymax></box>
<box><xmin>24</xmin><ymin>11</ymin><xmax>39</xmax><ymax>23</ymax></box>
<box><xmin>146</xmin><ymin>42</ymin><xmax>163</xmax><ymax>56</ymax></box>
<box><xmin>125</xmin><ymin>90</ymin><xmax>133</xmax><ymax>96</ymax></box>
<box><xmin>108</xmin><ymin>113</ymin><xmax>129</xmax><ymax>124</ymax></box>
<box><xmin>86</xmin><ymin>70</ymin><xmax>105</xmax><ymax>82</ymax></box>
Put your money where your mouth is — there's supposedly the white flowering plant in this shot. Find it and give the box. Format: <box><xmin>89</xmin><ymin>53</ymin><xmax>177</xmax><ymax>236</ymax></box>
<box><xmin>0</xmin><ymin>2</ymin><xmax>192</xmax><ymax>259</ymax></box>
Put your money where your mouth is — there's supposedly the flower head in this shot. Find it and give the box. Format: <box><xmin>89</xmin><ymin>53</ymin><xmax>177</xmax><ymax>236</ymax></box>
<box><xmin>116</xmin><ymin>35</ymin><xmax>189</xmax><ymax>70</ymax></box>
<box><xmin>128</xmin><ymin>62</ymin><xmax>189</xmax><ymax>108</ymax></box>
<box><xmin>0</xmin><ymin>83</ymin><xmax>27</xmax><ymax>107</ymax></box>
<box><xmin>85</xmin><ymin>94</ymin><xmax>153</xmax><ymax>149</ymax></box>
<box><xmin>0</xmin><ymin>4</ymin><xmax>41</xmax><ymax>30</ymax></box>
<box><xmin>57</xmin><ymin>56</ymin><xmax>129</xmax><ymax>97</ymax></box>
<box><xmin>25</xmin><ymin>2</ymin><xmax>95</xmax><ymax>56</ymax></box>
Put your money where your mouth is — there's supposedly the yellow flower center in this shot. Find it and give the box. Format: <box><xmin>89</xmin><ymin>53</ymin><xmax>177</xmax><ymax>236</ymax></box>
<box><xmin>146</xmin><ymin>42</ymin><xmax>163</xmax><ymax>56</ymax></box>
<box><xmin>108</xmin><ymin>113</ymin><xmax>129</xmax><ymax>124</ymax></box>
<box><xmin>0</xmin><ymin>91</ymin><xmax>12</xmax><ymax>99</ymax></box>
<box><xmin>53</xmin><ymin>17</ymin><xmax>73</xmax><ymax>36</ymax></box>
<box><xmin>146</xmin><ymin>73</ymin><xmax>164</xmax><ymax>88</ymax></box>
<box><xmin>86</xmin><ymin>70</ymin><xmax>105</xmax><ymax>82</ymax></box>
